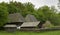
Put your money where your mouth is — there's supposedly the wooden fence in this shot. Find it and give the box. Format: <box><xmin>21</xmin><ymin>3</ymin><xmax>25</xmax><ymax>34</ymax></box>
<box><xmin>20</xmin><ymin>26</ymin><xmax>60</xmax><ymax>32</ymax></box>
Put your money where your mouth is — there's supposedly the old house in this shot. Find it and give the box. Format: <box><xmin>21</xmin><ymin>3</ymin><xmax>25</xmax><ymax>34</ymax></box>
<box><xmin>20</xmin><ymin>21</ymin><xmax>40</xmax><ymax>31</ymax></box>
<box><xmin>25</xmin><ymin>14</ymin><xmax>38</xmax><ymax>22</ymax></box>
<box><xmin>25</xmin><ymin>14</ymin><xmax>43</xmax><ymax>28</ymax></box>
<box><xmin>4</xmin><ymin>25</ymin><xmax>17</xmax><ymax>32</ymax></box>
<box><xmin>4</xmin><ymin>13</ymin><xmax>25</xmax><ymax>31</ymax></box>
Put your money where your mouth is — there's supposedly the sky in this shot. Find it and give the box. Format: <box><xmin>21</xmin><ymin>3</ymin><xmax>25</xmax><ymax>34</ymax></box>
<box><xmin>0</xmin><ymin>0</ymin><xmax>59</xmax><ymax>10</ymax></box>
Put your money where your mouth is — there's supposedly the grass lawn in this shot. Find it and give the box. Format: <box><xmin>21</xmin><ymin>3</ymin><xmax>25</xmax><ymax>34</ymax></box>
<box><xmin>0</xmin><ymin>30</ymin><xmax>60</xmax><ymax>35</ymax></box>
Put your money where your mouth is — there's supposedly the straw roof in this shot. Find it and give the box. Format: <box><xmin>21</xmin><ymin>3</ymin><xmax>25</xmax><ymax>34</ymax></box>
<box><xmin>21</xmin><ymin>21</ymin><xmax>40</xmax><ymax>27</ymax></box>
<box><xmin>8</xmin><ymin>13</ymin><xmax>25</xmax><ymax>23</ymax></box>
<box><xmin>4</xmin><ymin>25</ymin><xmax>17</xmax><ymax>27</ymax></box>
<box><xmin>44</xmin><ymin>21</ymin><xmax>51</xmax><ymax>24</ymax></box>
<box><xmin>25</xmin><ymin>14</ymin><xmax>38</xmax><ymax>22</ymax></box>
<box><xmin>42</xmin><ymin>21</ymin><xmax>53</xmax><ymax>28</ymax></box>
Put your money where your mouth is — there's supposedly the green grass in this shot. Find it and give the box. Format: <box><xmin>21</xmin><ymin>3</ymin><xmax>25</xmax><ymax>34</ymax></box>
<box><xmin>0</xmin><ymin>30</ymin><xmax>60</xmax><ymax>35</ymax></box>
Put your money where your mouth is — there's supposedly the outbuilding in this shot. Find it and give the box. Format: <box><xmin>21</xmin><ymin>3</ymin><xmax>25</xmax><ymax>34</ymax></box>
<box><xmin>20</xmin><ymin>21</ymin><xmax>40</xmax><ymax>31</ymax></box>
<box><xmin>4</xmin><ymin>13</ymin><xmax>25</xmax><ymax>30</ymax></box>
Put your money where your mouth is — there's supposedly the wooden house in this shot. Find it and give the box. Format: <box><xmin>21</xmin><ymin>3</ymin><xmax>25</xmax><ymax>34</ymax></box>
<box><xmin>4</xmin><ymin>13</ymin><xmax>25</xmax><ymax>30</ymax></box>
<box><xmin>20</xmin><ymin>21</ymin><xmax>40</xmax><ymax>31</ymax></box>
<box><xmin>25</xmin><ymin>14</ymin><xmax>43</xmax><ymax>28</ymax></box>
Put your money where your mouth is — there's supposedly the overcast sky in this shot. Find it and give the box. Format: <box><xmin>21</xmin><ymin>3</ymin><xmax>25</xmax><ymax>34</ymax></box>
<box><xmin>0</xmin><ymin>0</ymin><xmax>59</xmax><ymax>10</ymax></box>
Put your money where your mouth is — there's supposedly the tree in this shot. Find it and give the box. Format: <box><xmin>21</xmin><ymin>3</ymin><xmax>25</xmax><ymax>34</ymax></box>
<box><xmin>58</xmin><ymin>0</ymin><xmax>60</xmax><ymax>9</ymax></box>
<box><xmin>37</xmin><ymin>6</ymin><xmax>51</xmax><ymax>22</ymax></box>
<box><xmin>22</xmin><ymin>2</ymin><xmax>35</xmax><ymax>16</ymax></box>
<box><xmin>7</xmin><ymin>1</ymin><xmax>18</xmax><ymax>14</ymax></box>
<box><xmin>36</xmin><ymin>5</ymin><xmax>60</xmax><ymax>26</ymax></box>
<box><xmin>0</xmin><ymin>5</ymin><xmax>8</xmax><ymax>27</ymax></box>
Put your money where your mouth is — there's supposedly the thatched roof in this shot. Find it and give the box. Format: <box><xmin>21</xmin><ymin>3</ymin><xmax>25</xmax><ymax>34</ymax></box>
<box><xmin>4</xmin><ymin>25</ymin><xmax>17</xmax><ymax>27</ymax></box>
<box><xmin>21</xmin><ymin>21</ymin><xmax>40</xmax><ymax>27</ymax></box>
<box><xmin>42</xmin><ymin>21</ymin><xmax>53</xmax><ymax>28</ymax></box>
<box><xmin>44</xmin><ymin>21</ymin><xmax>51</xmax><ymax>24</ymax></box>
<box><xmin>8</xmin><ymin>13</ymin><xmax>25</xmax><ymax>23</ymax></box>
<box><xmin>25</xmin><ymin>14</ymin><xmax>38</xmax><ymax>22</ymax></box>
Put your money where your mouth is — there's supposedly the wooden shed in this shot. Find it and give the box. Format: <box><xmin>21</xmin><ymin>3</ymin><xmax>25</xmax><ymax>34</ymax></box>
<box><xmin>25</xmin><ymin>14</ymin><xmax>43</xmax><ymax>28</ymax></box>
<box><xmin>4</xmin><ymin>13</ymin><xmax>25</xmax><ymax>30</ymax></box>
<box><xmin>4</xmin><ymin>24</ymin><xmax>17</xmax><ymax>32</ymax></box>
<box><xmin>20</xmin><ymin>21</ymin><xmax>40</xmax><ymax>31</ymax></box>
<box><xmin>25</xmin><ymin>14</ymin><xmax>38</xmax><ymax>22</ymax></box>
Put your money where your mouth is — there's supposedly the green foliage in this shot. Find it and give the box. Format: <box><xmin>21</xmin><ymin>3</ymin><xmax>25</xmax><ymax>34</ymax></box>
<box><xmin>0</xmin><ymin>1</ymin><xmax>60</xmax><ymax>27</ymax></box>
<box><xmin>36</xmin><ymin>5</ymin><xmax>60</xmax><ymax>25</ymax></box>
<box><xmin>7</xmin><ymin>1</ymin><xmax>19</xmax><ymax>14</ymax></box>
<box><xmin>0</xmin><ymin>5</ymin><xmax>8</xmax><ymax>26</ymax></box>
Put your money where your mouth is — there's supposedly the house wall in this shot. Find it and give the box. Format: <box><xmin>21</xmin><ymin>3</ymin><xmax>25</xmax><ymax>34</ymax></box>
<box><xmin>4</xmin><ymin>27</ymin><xmax>17</xmax><ymax>32</ymax></box>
